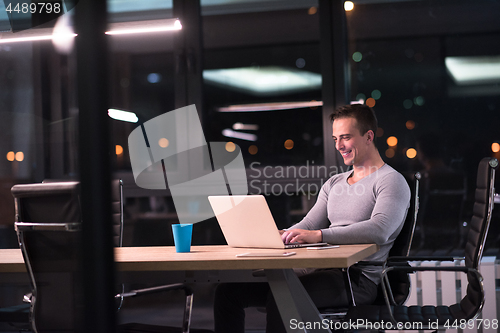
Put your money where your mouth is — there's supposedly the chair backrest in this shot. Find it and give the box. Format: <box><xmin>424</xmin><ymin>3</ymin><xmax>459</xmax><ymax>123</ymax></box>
<box><xmin>373</xmin><ymin>172</ymin><xmax>420</xmax><ymax>306</ymax></box>
<box><xmin>40</xmin><ymin>179</ymin><xmax>123</xmax><ymax>247</ymax></box>
<box><xmin>12</xmin><ymin>180</ymin><xmax>124</xmax><ymax>333</ymax></box>
<box><xmin>417</xmin><ymin>170</ymin><xmax>467</xmax><ymax>250</ymax></box>
<box><xmin>389</xmin><ymin>172</ymin><xmax>421</xmax><ymax>258</ymax></box>
<box><xmin>12</xmin><ymin>181</ymin><xmax>83</xmax><ymax>333</ymax></box>
<box><xmin>13</xmin><ymin>182</ymin><xmax>81</xmax><ymax>225</ymax></box>
<box><xmin>450</xmin><ymin>157</ymin><xmax>498</xmax><ymax>320</ymax></box>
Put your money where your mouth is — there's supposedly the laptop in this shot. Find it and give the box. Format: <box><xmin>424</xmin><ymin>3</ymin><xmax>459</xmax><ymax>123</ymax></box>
<box><xmin>208</xmin><ymin>195</ymin><xmax>327</xmax><ymax>249</ymax></box>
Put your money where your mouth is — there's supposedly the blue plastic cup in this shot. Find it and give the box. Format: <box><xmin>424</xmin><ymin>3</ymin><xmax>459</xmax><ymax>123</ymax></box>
<box><xmin>172</xmin><ymin>223</ymin><xmax>193</xmax><ymax>253</ymax></box>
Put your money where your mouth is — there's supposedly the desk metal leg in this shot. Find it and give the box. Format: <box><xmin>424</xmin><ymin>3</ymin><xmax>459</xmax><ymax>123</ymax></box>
<box><xmin>265</xmin><ymin>269</ymin><xmax>332</xmax><ymax>333</ymax></box>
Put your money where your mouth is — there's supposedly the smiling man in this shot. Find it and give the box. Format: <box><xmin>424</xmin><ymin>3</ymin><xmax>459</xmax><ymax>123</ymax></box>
<box><xmin>214</xmin><ymin>104</ymin><xmax>411</xmax><ymax>333</ymax></box>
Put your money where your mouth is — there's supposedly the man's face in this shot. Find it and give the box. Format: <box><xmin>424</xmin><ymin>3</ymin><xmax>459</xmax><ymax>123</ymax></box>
<box><xmin>332</xmin><ymin>117</ymin><xmax>372</xmax><ymax>166</ymax></box>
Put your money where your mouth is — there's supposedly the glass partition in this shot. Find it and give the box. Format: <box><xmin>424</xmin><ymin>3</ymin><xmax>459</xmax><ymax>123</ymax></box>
<box><xmin>202</xmin><ymin>2</ymin><xmax>324</xmax><ymax>167</ymax></box>
<box><xmin>345</xmin><ymin>0</ymin><xmax>500</xmax><ymax>253</ymax></box>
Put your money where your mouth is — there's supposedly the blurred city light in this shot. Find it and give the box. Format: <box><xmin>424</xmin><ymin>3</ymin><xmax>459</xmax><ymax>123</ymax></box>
<box><xmin>159</xmin><ymin>138</ymin><xmax>169</xmax><ymax>148</ymax></box>
<box><xmin>249</xmin><ymin>145</ymin><xmax>258</xmax><ymax>155</ymax></box>
<box><xmin>406</xmin><ymin>120</ymin><xmax>416</xmax><ymax>130</ymax></box>
<box><xmin>406</xmin><ymin>148</ymin><xmax>417</xmax><ymax>159</ymax></box>
<box><xmin>225</xmin><ymin>142</ymin><xmax>236</xmax><ymax>152</ymax></box>
<box><xmin>344</xmin><ymin>1</ymin><xmax>354</xmax><ymax>11</ymax></box>
<box><xmin>387</xmin><ymin>136</ymin><xmax>398</xmax><ymax>147</ymax></box>
<box><xmin>371</xmin><ymin>89</ymin><xmax>382</xmax><ymax>100</ymax></box>
<box><xmin>366</xmin><ymin>98</ymin><xmax>376</xmax><ymax>107</ymax></box>
<box><xmin>6</xmin><ymin>151</ymin><xmax>14</xmax><ymax>162</ymax></box>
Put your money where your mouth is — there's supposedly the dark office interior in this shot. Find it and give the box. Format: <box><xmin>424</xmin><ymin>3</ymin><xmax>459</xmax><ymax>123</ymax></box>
<box><xmin>0</xmin><ymin>0</ymin><xmax>500</xmax><ymax>332</ymax></box>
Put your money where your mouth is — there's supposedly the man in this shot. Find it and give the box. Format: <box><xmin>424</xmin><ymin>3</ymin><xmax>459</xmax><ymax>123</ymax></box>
<box><xmin>214</xmin><ymin>104</ymin><xmax>410</xmax><ymax>333</ymax></box>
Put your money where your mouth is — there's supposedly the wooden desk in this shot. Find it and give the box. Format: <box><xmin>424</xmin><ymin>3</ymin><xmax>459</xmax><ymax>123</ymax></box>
<box><xmin>114</xmin><ymin>244</ymin><xmax>377</xmax><ymax>271</ymax></box>
<box><xmin>0</xmin><ymin>244</ymin><xmax>378</xmax><ymax>273</ymax></box>
<box><xmin>0</xmin><ymin>244</ymin><xmax>378</xmax><ymax>333</ymax></box>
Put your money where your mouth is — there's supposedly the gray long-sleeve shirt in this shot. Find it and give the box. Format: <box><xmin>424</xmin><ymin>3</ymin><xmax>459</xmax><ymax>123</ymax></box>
<box><xmin>289</xmin><ymin>163</ymin><xmax>410</xmax><ymax>284</ymax></box>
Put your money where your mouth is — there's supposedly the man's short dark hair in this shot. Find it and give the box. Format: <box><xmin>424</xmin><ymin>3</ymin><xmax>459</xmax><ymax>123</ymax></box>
<box><xmin>329</xmin><ymin>104</ymin><xmax>378</xmax><ymax>143</ymax></box>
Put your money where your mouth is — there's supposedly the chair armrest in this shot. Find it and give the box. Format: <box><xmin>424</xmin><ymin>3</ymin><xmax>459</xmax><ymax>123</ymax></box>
<box><xmin>354</xmin><ymin>260</ymin><xmax>385</xmax><ymax>266</ymax></box>
<box><xmin>387</xmin><ymin>256</ymin><xmax>458</xmax><ymax>263</ymax></box>
<box><xmin>383</xmin><ymin>265</ymin><xmax>473</xmax><ymax>274</ymax></box>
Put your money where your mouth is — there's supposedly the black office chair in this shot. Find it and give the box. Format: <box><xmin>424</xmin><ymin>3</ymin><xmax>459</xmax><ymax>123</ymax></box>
<box><xmin>413</xmin><ymin>169</ymin><xmax>467</xmax><ymax>254</ymax></box>
<box><xmin>12</xmin><ymin>181</ymin><xmax>213</xmax><ymax>333</ymax></box>
<box><xmin>320</xmin><ymin>172</ymin><xmax>421</xmax><ymax>318</ymax></box>
<box><xmin>343</xmin><ymin>157</ymin><xmax>498</xmax><ymax>330</ymax></box>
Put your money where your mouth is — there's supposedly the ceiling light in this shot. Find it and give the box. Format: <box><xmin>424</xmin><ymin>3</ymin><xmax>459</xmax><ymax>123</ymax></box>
<box><xmin>0</xmin><ymin>18</ymin><xmax>181</xmax><ymax>44</ymax></box>
<box><xmin>232</xmin><ymin>123</ymin><xmax>259</xmax><ymax>130</ymax></box>
<box><xmin>222</xmin><ymin>129</ymin><xmax>257</xmax><ymax>142</ymax></box>
<box><xmin>217</xmin><ymin>100</ymin><xmax>323</xmax><ymax>112</ymax></box>
<box><xmin>108</xmin><ymin>109</ymin><xmax>139</xmax><ymax>123</ymax></box>
<box><xmin>445</xmin><ymin>56</ymin><xmax>500</xmax><ymax>85</ymax></box>
<box><xmin>0</xmin><ymin>34</ymin><xmax>62</xmax><ymax>43</ymax></box>
<box><xmin>106</xmin><ymin>19</ymin><xmax>181</xmax><ymax>35</ymax></box>
<box><xmin>203</xmin><ymin>66</ymin><xmax>322</xmax><ymax>96</ymax></box>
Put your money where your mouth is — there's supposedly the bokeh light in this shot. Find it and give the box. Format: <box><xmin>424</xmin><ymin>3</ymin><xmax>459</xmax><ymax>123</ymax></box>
<box><xmin>308</xmin><ymin>6</ymin><xmax>317</xmax><ymax>15</ymax></box>
<box><xmin>6</xmin><ymin>151</ymin><xmax>14</xmax><ymax>162</ymax></box>
<box><xmin>387</xmin><ymin>136</ymin><xmax>398</xmax><ymax>147</ymax></box>
<box><xmin>414</xmin><ymin>96</ymin><xmax>425</xmax><ymax>106</ymax></box>
<box><xmin>249</xmin><ymin>145</ymin><xmax>258</xmax><ymax>155</ymax></box>
<box><xmin>159</xmin><ymin>138</ymin><xmax>169</xmax><ymax>148</ymax></box>
<box><xmin>116</xmin><ymin>145</ymin><xmax>123</xmax><ymax>155</ymax></box>
<box><xmin>371</xmin><ymin>90</ymin><xmax>382</xmax><ymax>100</ymax></box>
<box><xmin>352</xmin><ymin>52</ymin><xmax>362</xmax><ymax>62</ymax></box>
<box><xmin>406</xmin><ymin>120</ymin><xmax>416</xmax><ymax>130</ymax></box>
<box><xmin>355</xmin><ymin>93</ymin><xmax>366</xmax><ymax>102</ymax></box>
<box><xmin>385</xmin><ymin>149</ymin><xmax>395</xmax><ymax>158</ymax></box>
<box><xmin>15</xmin><ymin>152</ymin><xmax>24</xmax><ymax>162</ymax></box>
<box><xmin>403</xmin><ymin>99</ymin><xmax>413</xmax><ymax>109</ymax></box>
<box><xmin>492</xmin><ymin>142</ymin><xmax>500</xmax><ymax>153</ymax></box>
<box><xmin>366</xmin><ymin>98</ymin><xmax>376</xmax><ymax>107</ymax></box>
<box><xmin>344</xmin><ymin>1</ymin><xmax>354</xmax><ymax>11</ymax></box>
<box><xmin>284</xmin><ymin>139</ymin><xmax>294</xmax><ymax>150</ymax></box>
<box><xmin>225</xmin><ymin>142</ymin><xmax>236</xmax><ymax>152</ymax></box>
<box><xmin>406</xmin><ymin>148</ymin><xmax>417</xmax><ymax>159</ymax></box>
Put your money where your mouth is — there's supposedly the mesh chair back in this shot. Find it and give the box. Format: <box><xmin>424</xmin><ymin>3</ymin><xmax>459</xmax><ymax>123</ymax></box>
<box><xmin>450</xmin><ymin>157</ymin><xmax>498</xmax><ymax>319</ymax></box>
